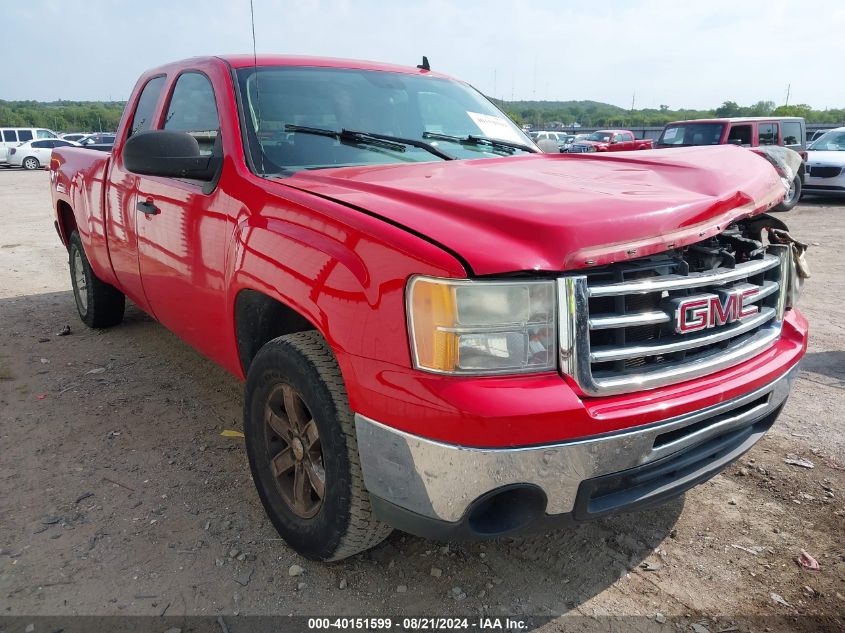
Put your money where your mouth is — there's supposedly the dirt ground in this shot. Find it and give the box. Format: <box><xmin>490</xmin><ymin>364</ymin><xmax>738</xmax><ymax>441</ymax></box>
<box><xmin>0</xmin><ymin>169</ymin><xmax>843</xmax><ymax>631</ymax></box>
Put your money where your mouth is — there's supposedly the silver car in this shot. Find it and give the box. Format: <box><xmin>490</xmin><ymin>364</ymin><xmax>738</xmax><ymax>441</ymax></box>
<box><xmin>804</xmin><ymin>127</ymin><xmax>845</xmax><ymax>197</ymax></box>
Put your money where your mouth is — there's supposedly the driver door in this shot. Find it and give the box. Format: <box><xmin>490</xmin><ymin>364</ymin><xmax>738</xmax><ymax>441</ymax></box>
<box><xmin>134</xmin><ymin>70</ymin><xmax>230</xmax><ymax>362</ymax></box>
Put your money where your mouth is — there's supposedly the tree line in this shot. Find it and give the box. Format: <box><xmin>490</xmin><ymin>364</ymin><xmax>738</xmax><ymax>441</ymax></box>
<box><xmin>0</xmin><ymin>100</ymin><xmax>125</xmax><ymax>132</ymax></box>
<box><xmin>1</xmin><ymin>98</ymin><xmax>843</xmax><ymax>134</ymax></box>
<box><xmin>494</xmin><ymin>99</ymin><xmax>845</xmax><ymax>129</ymax></box>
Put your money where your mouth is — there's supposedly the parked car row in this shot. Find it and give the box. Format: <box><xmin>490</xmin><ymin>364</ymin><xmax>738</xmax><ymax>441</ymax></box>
<box><xmin>534</xmin><ymin>116</ymin><xmax>838</xmax><ymax>208</ymax></box>
<box><xmin>0</xmin><ymin>127</ymin><xmax>116</xmax><ymax>168</ymax></box>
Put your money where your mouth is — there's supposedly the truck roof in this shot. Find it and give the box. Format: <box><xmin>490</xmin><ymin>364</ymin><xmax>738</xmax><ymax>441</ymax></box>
<box><xmin>666</xmin><ymin>117</ymin><xmax>805</xmax><ymax>125</ymax></box>
<box><xmin>143</xmin><ymin>54</ymin><xmax>454</xmax><ymax>80</ymax></box>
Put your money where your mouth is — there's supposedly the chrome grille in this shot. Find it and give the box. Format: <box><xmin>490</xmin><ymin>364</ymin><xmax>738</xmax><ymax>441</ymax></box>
<box><xmin>558</xmin><ymin>244</ymin><xmax>791</xmax><ymax>396</ymax></box>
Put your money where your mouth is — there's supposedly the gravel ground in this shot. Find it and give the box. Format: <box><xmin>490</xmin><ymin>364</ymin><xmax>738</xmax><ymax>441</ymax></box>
<box><xmin>0</xmin><ymin>169</ymin><xmax>843</xmax><ymax>631</ymax></box>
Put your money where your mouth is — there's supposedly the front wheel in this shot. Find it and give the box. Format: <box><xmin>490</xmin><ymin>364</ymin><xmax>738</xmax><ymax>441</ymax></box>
<box><xmin>773</xmin><ymin>175</ymin><xmax>802</xmax><ymax>212</ymax></box>
<box><xmin>69</xmin><ymin>231</ymin><xmax>125</xmax><ymax>328</ymax></box>
<box><xmin>244</xmin><ymin>331</ymin><xmax>392</xmax><ymax>561</ymax></box>
<box><xmin>22</xmin><ymin>156</ymin><xmax>40</xmax><ymax>170</ymax></box>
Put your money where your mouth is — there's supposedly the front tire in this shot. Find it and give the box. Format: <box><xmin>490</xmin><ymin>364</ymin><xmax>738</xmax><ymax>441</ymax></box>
<box><xmin>69</xmin><ymin>231</ymin><xmax>125</xmax><ymax>328</ymax></box>
<box><xmin>244</xmin><ymin>331</ymin><xmax>392</xmax><ymax>561</ymax></box>
<box><xmin>22</xmin><ymin>156</ymin><xmax>40</xmax><ymax>170</ymax></box>
<box><xmin>774</xmin><ymin>175</ymin><xmax>802</xmax><ymax>212</ymax></box>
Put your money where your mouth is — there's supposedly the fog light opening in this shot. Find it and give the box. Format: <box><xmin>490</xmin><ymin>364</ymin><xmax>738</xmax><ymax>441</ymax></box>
<box><xmin>466</xmin><ymin>485</ymin><xmax>546</xmax><ymax>536</ymax></box>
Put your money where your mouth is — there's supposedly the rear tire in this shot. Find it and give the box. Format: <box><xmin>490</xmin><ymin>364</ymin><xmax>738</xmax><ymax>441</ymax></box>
<box><xmin>244</xmin><ymin>331</ymin><xmax>392</xmax><ymax>561</ymax></box>
<box><xmin>22</xmin><ymin>156</ymin><xmax>40</xmax><ymax>170</ymax></box>
<box><xmin>773</xmin><ymin>175</ymin><xmax>801</xmax><ymax>212</ymax></box>
<box><xmin>69</xmin><ymin>231</ymin><xmax>125</xmax><ymax>328</ymax></box>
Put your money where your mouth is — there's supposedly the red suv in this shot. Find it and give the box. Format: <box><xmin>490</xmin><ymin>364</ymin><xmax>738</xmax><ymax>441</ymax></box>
<box><xmin>656</xmin><ymin>117</ymin><xmax>806</xmax><ymax>210</ymax></box>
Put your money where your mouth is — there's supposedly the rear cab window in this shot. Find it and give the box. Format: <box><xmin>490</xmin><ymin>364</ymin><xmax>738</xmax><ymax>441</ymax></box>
<box><xmin>163</xmin><ymin>72</ymin><xmax>220</xmax><ymax>156</ymax></box>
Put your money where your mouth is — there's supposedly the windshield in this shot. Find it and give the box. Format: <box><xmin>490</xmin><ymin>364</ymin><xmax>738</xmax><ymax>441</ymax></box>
<box><xmin>809</xmin><ymin>131</ymin><xmax>845</xmax><ymax>151</ymax></box>
<box><xmin>658</xmin><ymin>123</ymin><xmax>725</xmax><ymax>146</ymax></box>
<box><xmin>586</xmin><ymin>132</ymin><xmax>612</xmax><ymax>142</ymax></box>
<box><xmin>236</xmin><ymin>66</ymin><xmax>536</xmax><ymax>176</ymax></box>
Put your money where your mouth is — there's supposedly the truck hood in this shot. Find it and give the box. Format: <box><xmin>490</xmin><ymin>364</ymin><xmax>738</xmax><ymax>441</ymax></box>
<box><xmin>279</xmin><ymin>146</ymin><xmax>784</xmax><ymax>275</ymax></box>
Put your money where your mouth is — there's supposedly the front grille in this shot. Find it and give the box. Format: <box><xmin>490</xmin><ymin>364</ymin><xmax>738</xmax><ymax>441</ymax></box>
<box><xmin>568</xmin><ymin>144</ymin><xmax>591</xmax><ymax>153</ymax></box>
<box><xmin>559</xmin><ymin>243</ymin><xmax>790</xmax><ymax>396</ymax></box>
<box><xmin>808</xmin><ymin>165</ymin><xmax>842</xmax><ymax>178</ymax></box>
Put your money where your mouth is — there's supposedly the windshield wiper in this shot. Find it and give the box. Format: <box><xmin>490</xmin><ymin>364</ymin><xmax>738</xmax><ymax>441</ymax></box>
<box><xmin>422</xmin><ymin>131</ymin><xmax>537</xmax><ymax>154</ymax></box>
<box><xmin>285</xmin><ymin>125</ymin><xmax>453</xmax><ymax>161</ymax></box>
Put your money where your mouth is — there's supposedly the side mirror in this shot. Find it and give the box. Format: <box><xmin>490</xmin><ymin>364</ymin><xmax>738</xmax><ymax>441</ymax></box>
<box><xmin>123</xmin><ymin>130</ymin><xmax>220</xmax><ymax>181</ymax></box>
<box><xmin>728</xmin><ymin>138</ymin><xmax>744</xmax><ymax>146</ymax></box>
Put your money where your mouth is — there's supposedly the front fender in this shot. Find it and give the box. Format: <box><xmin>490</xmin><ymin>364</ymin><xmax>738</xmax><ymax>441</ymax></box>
<box><xmin>225</xmin><ymin>185</ymin><xmax>466</xmax><ymax>398</ymax></box>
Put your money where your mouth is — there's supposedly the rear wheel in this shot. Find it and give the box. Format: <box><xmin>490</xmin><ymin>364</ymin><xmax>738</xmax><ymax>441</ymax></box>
<box><xmin>244</xmin><ymin>331</ymin><xmax>392</xmax><ymax>561</ymax></box>
<box><xmin>22</xmin><ymin>156</ymin><xmax>40</xmax><ymax>170</ymax></box>
<box><xmin>69</xmin><ymin>231</ymin><xmax>125</xmax><ymax>328</ymax></box>
<box><xmin>773</xmin><ymin>175</ymin><xmax>802</xmax><ymax>212</ymax></box>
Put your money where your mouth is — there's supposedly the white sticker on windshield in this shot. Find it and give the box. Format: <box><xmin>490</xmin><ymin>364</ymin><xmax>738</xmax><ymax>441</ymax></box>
<box><xmin>467</xmin><ymin>111</ymin><xmax>524</xmax><ymax>144</ymax></box>
<box><xmin>663</xmin><ymin>127</ymin><xmax>678</xmax><ymax>141</ymax></box>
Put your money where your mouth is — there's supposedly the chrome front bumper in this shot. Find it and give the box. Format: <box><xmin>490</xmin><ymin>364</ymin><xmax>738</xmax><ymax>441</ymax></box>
<box><xmin>356</xmin><ymin>367</ymin><xmax>796</xmax><ymax>526</ymax></box>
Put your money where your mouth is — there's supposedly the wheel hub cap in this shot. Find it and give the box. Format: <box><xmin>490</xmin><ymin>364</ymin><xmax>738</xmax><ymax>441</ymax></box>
<box><xmin>263</xmin><ymin>383</ymin><xmax>326</xmax><ymax>518</ymax></box>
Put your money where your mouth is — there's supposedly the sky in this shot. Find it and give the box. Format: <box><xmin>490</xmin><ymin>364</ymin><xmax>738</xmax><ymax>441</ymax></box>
<box><xmin>3</xmin><ymin>0</ymin><xmax>844</xmax><ymax>110</ymax></box>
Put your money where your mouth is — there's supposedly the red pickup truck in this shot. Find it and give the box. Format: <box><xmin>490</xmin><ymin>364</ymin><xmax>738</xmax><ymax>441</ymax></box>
<box><xmin>566</xmin><ymin>129</ymin><xmax>653</xmax><ymax>152</ymax></box>
<box><xmin>49</xmin><ymin>55</ymin><xmax>807</xmax><ymax>562</ymax></box>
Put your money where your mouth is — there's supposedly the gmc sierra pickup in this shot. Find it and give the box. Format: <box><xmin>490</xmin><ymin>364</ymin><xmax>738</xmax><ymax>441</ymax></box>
<box><xmin>50</xmin><ymin>55</ymin><xmax>808</xmax><ymax>562</ymax></box>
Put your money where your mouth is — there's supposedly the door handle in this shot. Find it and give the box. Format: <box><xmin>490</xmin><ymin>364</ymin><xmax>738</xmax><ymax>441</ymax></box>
<box><xmin>136</xmin><ymin>199</ymin><xmax>160</xmax><ymax>215</ymax></box>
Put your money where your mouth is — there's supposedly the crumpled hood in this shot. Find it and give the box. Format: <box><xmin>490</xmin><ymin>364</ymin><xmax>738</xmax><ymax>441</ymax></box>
<box><xmin>279</xmin><ymin>146</ymin><xmax>784</xmax><ymax>275</ymax></box>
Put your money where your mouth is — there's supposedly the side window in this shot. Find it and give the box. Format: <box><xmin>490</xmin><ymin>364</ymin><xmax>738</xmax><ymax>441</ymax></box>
<box><xmin>623</xmin><ymin>132</ymin><xmax>634</xmax><ymax>142</ymax></box>
<box><xmin>31</xmin><ymin>140</ymin><xmax>51</xmax><ymax>148</ymax></box>
<box><xmin>130</xmin><ymin>75</ymin><xmax>166</xmax><ymax>136</ymax></box>
<box><xmin>36</xmin><ymin>129</ymin><xmax>55</xmax><ymax>139</ymax></box>
<box><xmin>54</xmin><ymin>140</ymin><xmax>74</xmax><ymax>147</ymax></box>
<box><xmin>759</xmin><ymin>122</ymin><xmax>777</xmax><ymax>145</ymax></box>
<box><xmin>18</xmin><ymin>130</ymin><xmax>33</xmax><ymax>142</ymax></box>
<box><xmin>782</xmin><ymin>121</ymin><xmax>802</xmax><ymax>146</ymax></box>
<box><xmin>163</xmin><ymin>72</ymin><xmax>220</xmax><ymax>155</ymax></box>
<box><xmin>2</xmin><ymin>130</ymin><xmax>17</xmax><ymax>143</ymax></box>
<box><xmin>727</xmin><ymin>125</ymin><xmax>752</xmax><ymax>146</ymax></box>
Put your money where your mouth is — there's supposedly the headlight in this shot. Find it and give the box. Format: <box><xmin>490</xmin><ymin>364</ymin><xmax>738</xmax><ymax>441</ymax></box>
<box><xmin>407</xmin><ymin>276</ymin><xmax>557</xmax><ymax>375</ymax></box>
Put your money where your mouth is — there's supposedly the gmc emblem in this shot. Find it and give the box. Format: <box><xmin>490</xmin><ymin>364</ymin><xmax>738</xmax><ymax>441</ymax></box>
<box><xmin>668</xmin><ymin>285</ymin><xmax>759</xmax><ymax>334</ymax></box>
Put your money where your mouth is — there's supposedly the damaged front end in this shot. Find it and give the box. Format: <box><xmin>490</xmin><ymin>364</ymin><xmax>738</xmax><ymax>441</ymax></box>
<box><xmin>558</xmin><ymin>212</ymin><xmax>809</xmax><ymax>397</ymax></box>
<box><xmin>750</xmin><ymin>145</ymin><xmax>805</xmax><ymax>212</ymax></box>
